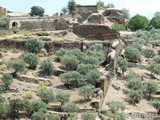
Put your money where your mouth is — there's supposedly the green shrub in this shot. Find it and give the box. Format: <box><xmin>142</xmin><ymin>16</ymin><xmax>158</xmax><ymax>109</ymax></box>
<box><xmin>78</xmin><ymin>84</ymin><xmax>96</xmax><ymax>100</ymax></box>
<box><xmin>0</xmin><ymin>102</ymin><xmax>8</xmax><ymax>119</ymax></box>
<box><xmin>127</xmin><ymin>78</ymin><xmax>143</xmax><ymax>90</ymax></box>
<box><xmin>31</xmin><ymin>110</ymin><xmax>46</xmax><ymax>120</ymax></box>
<box><xmin>7</xmin><ymin>59</ymin><xmax>25</xmax><ymax>77</ymax></box>
<box><xmin>149</xmin><ymin>16</ymin><xmax>160</xmax><ymax>29</ymax></box>
<box><xmin>143</xmin><ymin>48</ymin><xmax>156</xmax><ymax>58</ymax></box>
<box><xmin>148</xmin><ymin>100</ymin><xmax>160</xmax><ymax>114</ymax></box>
<box><xmin>60</xmin><ymin>71</ymin><xmax>82</xmax><ymax>88</ymax></box>
<box><xmin>68</xmin><ymin>113</ymin><xmax>78</xmax><ymax>120</ymax></box>
<box><xmin>40</xmin><ymin>58</ymin><xmax>55</xmax><ymax>76</ymax></box>
<box><xmin>37</xmin><ymin>87</ymin><xmax>54</xmax><ymax>104</ymax></box>
<box><xmin>30</xmin><ymin>6</ymin><xmax>45</xmax><ymax>17</ymax></box>
<box><xmin>158</xmin><ymin>50</ymin><xmax>160</xmax><ymax>55</ymax></box>
<box><xmin>153</xmin><ymin>56</ymin><xmax>160</xmax><ymax>63</ymax></box>
<box><xmin>55</xmin><ymin>91</ymin><xmax>70</xmax><ymax>105</ymax></box>
<box><xmin>127</xmin><ymin>89</ymin><xmax>144</xmax><ymax>103</ymax></box>
<box><xmin>145</xmin><ymin>81</ymin><xmax>158</xmax><ymax>99</ymax></box>
<box><xmin>2</xmin><ymin>74</ymin><xmax>13</xmax><ymax>91</ymax></box>
<box><xmin>128</xmin><ymin>14</ymin><xmax>149</xmax><ymax>31</ymax></box>
<box><xmin>117</xmin><ymin>57</ymin><xmax>128</xmax><ymax>76</ymax></box>
<box><xmin>125</xmin><ymin>46</ymin><xmax>141</xmax><ymax>61</ymax></box>
<box><xmin>22</xmin><ymin>52</ymin><xmax>39</xmax><ymax>69</ymax></box>
<box><xmin>0</xmin><ymin>17</ymin><xmax>10</xmax><ymax>28</ymax></box>
<box><xmin>45</xmin><ymin>113</ymin><xmax>60</xmax><ymax>120</ymax></box>
<box><xmin>112</xmin><ymin>23</ymin><xmax>126</xmax><ymax>31</ymax></box>
<box><xmin>106</xmin><ymin>101</ymin><xmax>126</xmax><ymax>120</ymax></box>
<box><xmin>25</xmin><ymin>38</ymin><xmax>44</xmax><ymax>53</ymax></box>
<box><xmin>26</xmin><ymin>99</ymin><xmax>47</xmax><ymax>116</ymax></box>
<box><xmin>81</xmin><ymin>111</ymin><xmax>96</xmax><ymax>120</ymax></box>
<box><xmin>76</xmin><ymin>64</ymin><xmax>96</xmax><ymax>76</ymax></box>
<box><xmin>63</xmin><ymin>103</ymin><xmax>79</xmax><ymax>113</ymax></box>
<box><xmin>61</xmin><ymin>55</ymin><xmax>80</xmax><ymax>71</ymax></box>
<box><xmin>148</xmin><ymin>63</ymin><xmax>160</xmax><ymax>76</ymax></box>
<box><xmin>85</xmin><ymin>69</ymin><xmax>101</xmax><ymax>86</ymax></box>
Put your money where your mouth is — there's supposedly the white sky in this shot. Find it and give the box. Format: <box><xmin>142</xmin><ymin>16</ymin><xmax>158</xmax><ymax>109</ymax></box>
<box><xmin>0</xmin><ymin>0</ymin><xmax>160</xmax><ymax>19</ymax></box>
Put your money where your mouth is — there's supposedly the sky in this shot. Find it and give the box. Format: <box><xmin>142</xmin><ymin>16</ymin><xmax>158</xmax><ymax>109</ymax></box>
<box><xmin>0</xmin><ymin>0</ymin><xmax>159</xmax><ymax>19</ymax></box>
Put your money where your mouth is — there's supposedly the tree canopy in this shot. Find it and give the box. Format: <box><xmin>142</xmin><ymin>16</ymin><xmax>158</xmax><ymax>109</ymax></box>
<box><xmin>30</xmin><ymin>6</ymin><xmax>45</xmax><ymax>17</ymax></box>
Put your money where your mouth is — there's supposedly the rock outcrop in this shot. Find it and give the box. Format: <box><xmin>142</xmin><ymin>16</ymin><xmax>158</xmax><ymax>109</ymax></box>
<box><xmin>88</xmin><ymin>13</ymin><xmax>105</xmax><ymax>24</ymax></box>
<box><xmin>73</xmin><ymin>24</ymin><xmax>120</xmax><ymax>40</ymax></box>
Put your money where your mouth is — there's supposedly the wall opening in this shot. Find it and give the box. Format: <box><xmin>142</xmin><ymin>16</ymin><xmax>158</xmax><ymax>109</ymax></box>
<box><xmin>12</xmin><ymin>22</ymin><xmax>18</xmax><ymax>28</ymax></box>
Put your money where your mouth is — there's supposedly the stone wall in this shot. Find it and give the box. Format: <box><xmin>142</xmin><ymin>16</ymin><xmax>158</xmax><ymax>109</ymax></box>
<box><xmin>20</xmin><ymin>20</ymin><xmax>55</xmax><ymax>31</ymax></box>
<box><xmin>73</xmin><ymin>24</ymin><xmax>120</xmax><ymax>40</ymax></box>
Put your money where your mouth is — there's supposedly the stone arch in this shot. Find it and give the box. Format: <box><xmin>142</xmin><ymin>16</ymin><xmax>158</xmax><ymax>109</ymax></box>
<box><xmin>12</xmin><ymin>22</ymin><xmax>18</xmax><ymax>28</ymax></box>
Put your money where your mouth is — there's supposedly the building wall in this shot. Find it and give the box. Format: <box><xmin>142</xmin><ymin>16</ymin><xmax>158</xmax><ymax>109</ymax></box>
<box><xmin>0</xmin><ymin>7</ymin><xmax>7</xmax><ymax>17</ymax></box>
<box><xmin>75</xmin><ymin>5</ymin><xmax>99</xmax><ymax>15</ymax></box>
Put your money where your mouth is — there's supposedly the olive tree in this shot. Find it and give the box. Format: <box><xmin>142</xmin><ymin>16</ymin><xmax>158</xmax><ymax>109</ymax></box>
<box><xmin>63</xmin><ymin>102</ymin><xmax>79</xmax><ymax>113</ymax></box>
<box><xmin>2</xmin><ymin>74</ymin><xmax>13</xmax><ymax>91</ymax></box>
<box><xmin>25</xmin><ymin>38</ymin><xmax>44</xmax><ymax>53</ymax></box>
<box><xmin>78</xmin><ymin>84</ymin><xmax>96</xmax><ymax>100</ymax></box>
<box><xmin>117</xmin><ymin>57</ymin><xmax>128</xmax><ymax>76</ymax></box>
<box><xmin>7</xmin><ymin>59</ymin><xmax>25</xmax><ymax>78</ymax></box>
<box><xmin>30</xmin><ymin>6</ymin><xmax>45</xmax><ymax>17</ymax></box>
<box><xmin>143</xmin><ymin>48</ymin><xmax>156</xmax><ymax>58</ymax></box>
<box><xmin>148</xmin><ymin>63</ymin><xmax>160</xmax><ymax>76</ymax></box>
<box><xmin>81</xmin><ymin>111</ymin><xmax>96</xmax><ymax>120</ymax></box>
<box><xmin>55</xmin><ymin>91</ymin><xmax>70</xmax><ymax>105</ymax></box>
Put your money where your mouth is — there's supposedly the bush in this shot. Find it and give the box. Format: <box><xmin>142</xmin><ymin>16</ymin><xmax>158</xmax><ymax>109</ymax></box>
<box><xmin>0</xmin><ymin>17</ymin><xmax>10</xmax><ymax>28</ymax></box>
<box><xmin>85</xmin><ymin>69</ymin><xmax>101</xmax><ymax>86</ymax></box>
<box><xmin>45</xmin><ymin>113</ymin><xmax>60</xmax><ymax>120</ymax></box>
<box><xmin>7</xmin><ymin>59</ymin><xmax>25</xmax><ymax>77</ymax></box>
<box><xmin>125</xmin><ymin>46</ymin><xmax>141</xmax><ymax>61</ymax></box>
<box><xmin>63</xmin><ymin>103</ymin><xmax>79</xmax><ymax>113</ymax></box>
<box><xmin>30</xmin><ymin>6</ymin><xmax>45</xmax><ymax>17</ymax></box>
<box><xmin>31</xmin><ymin>110</ymin><xmax>46</xmax><ymax>120</ymax></box>
<box><xmin>128</xmin><ymin>14</ymin><xmax>149</xmax><ymax>31</ymax></box>
<box><xmin>22</xmin><ymin>52</ymin><xmax>39</xmax><ymax>69</ymax></box>
<box><xmin>122</xmin><ymin>8</ymin><xmax>130</xmax><ymax>19</ymax></box>
<box><xmin>2</xmin><ymin>74</ymin><xmax>13</xmax><ymax>91</ymax></box>
<box><xmin>61</xmin><ymin>55</ymin><xmax>80</xmax><ymax>71</ymax></box>
<box><xmin>25</xmin><ymin>38</ymin><xmax>44</xmax><ymax>53</ymax></box>
<box><xmin>81</xmin><ymin>111</ymin><xmax>96</xmax><ymax>120</ymax></box>
<box><xmin>158</xmin><ymin>50</ymin><xmax>160</xmax><ymax>55</ymax></box>
<box><xmin>37</xmin><ymin>87</ymin><xmax>54</xmax><ymax>104</ymax></box>
<box><xmin>128</xmin><ymin>89</ymin><xmax>144</xmax><ymax>103</ymax></box>
<box><xmin>145</xmin><ymin>81</ymin><xmax>158</xmax><ymax>99</ymax></box>
<box><xmin>143</xmin><ymin>48</ymin><xmax>156</xmax><ymax>58</ymax></box>
<box><xmin>67</xmin><ymin>0</ymin><xmax>76</xmax><ymax>13</ymax></box>
<box><xmin>153</xmin><ymin>56</ymin><xmax>160</xmax><ymax>63</ymax></box>
<box><xmin>60</xmin><ymin>71</ymin><xmax>82</xmax><ymax>89</ymax></box>
<box><xmin>26</xmin><ymin>99</ymin><xmax>47</xmax><ymax>116</ymax></box>
<box><xmin>148</xmin><ymin>63</ymin><xmax>160</xmax><ymax>76</ymax></box>
<box><xmin>78</xmin><ymin>84</ymin><xmax>96</xmax><ymax>100</ymax></box>
<box><xmin>68</xmin><ymin>113</ymin><xmax>78</xmax><ymax>120</ymax></box>
<box><xmin>126</xmin><ymin>77</ymin><xmax>143</xmax><ymax>90</ymax></box>
<box><xmin>112</xmin><ymin>23</ymin><xmax>126</xmax><ymax>31</ymax></box>
<box><xmin>55</xmin><ymin>91</ymin><xmax>70</xmax><ymax>105</ymax></box>
<box><xmin>77</xmin><ymin>64</ymin><xmax>96</xmax><ymax>76</ymax></box>
<box><xmin>0</xmin><ymin>102</ymin><xmax>8</xmax><ymax>119</ymax></box>
<box><xmin>148</xmin><ymin>100</ymin><xmax>160</xmax><ymax>114</ymax></box>
<box><xmin>149</xmin><ymin>16</ymin><xmax>160</xmax><ymax>29</ymax></box>
<box><xmin>117</xmin><ymin>57</ymin><xmax>128</xmax><ymax>76</ymax></box>
<box><xmin>40</xmin><ymin>58</ymin><xmax>55</xmax><ymax>76</ymax></box>
<box><xmin>106</xmin><ymin>101</ymin><xmax>126</xmax><ymax>120</ymax></box>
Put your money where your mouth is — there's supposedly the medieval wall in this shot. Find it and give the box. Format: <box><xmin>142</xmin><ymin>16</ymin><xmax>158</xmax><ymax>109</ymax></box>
<box><xmin>20</xmin><ymin>20</ymin><xmax>55</xmax><ymax>31</ymax></box>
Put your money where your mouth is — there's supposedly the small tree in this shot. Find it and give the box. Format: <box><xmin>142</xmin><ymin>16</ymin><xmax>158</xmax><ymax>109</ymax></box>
<box><xmin>22</xmin><ymin>52</ymin><xmax>39</xmax><ymax>69</ymax></box>
<box><xmin>37</xmin><ymin>87</ymin><xmax>54</xmax><ymax>104</ymax></box>
<box><xmin>143</xmin><ymin>48</ymin><xmax>156</xmax><ymax>58</ymax></box>
<box><xmin>145</xmin><ymin>81</ymin><xmax>158</xmax><ymax>100</ymax></box>
<box><xmin>112</xmin><ymin>23</ymin><xmax>126</xmax><ymax>31</ymax></box>
<box><xmin>40</xmin><ymin>58</ymin><xmax>55</xmax><ymax>76</ymax></box>
<box><xmin>55</xmin><ymin>91</ymin><xmax>70</xmax><ymax>105</ymax></box>
<box><xmin>61</xmin><ymin>55</ymin><xmax>80</xmax><ymax>71</ymax></box>
<box><xmin>106</xmin><ymin>101</ymin><xmax>126</xmax><ymax>120</ymax></box>
<box><xmin>149</xmin><ymin>100</ymin><xmax>160</xmax><ymax>114</ymax></box>
<box><xmin>25</xmin><ymin>38</ymin><xmax>44</xmax><ymax>53</ymax></box>
<box><xmin>128</xmin><ymin>14</ymin><xmax>149</xmax><ymax>31</ymax></box>
<box><xmin>149</xmin><ymin>16</ymin><xmax>160</xmax><ymax>29</ymax></box>
<box><xmin>96</xmin><ymin>0</ymin><xmax>106</xmax><ymax>8</ymax></box>
<box><xmin>117</xmin><ymin>57</ymin><xmax>128</xmax><ymax>76</ymax></box>
<box><xmin>45</xmin><ymin>113</ymin><xmax>60</xmax><ymax>120</ymax></box>
<box><xmin>63</xmin><ymin>102</ymin><xmax>79</xmax><ymax>113</ymax></box>
<box><xmin>121</xmin><ymin>8</ymin><xmax>130</xmax><ymax>19</ymax></box>
<box><xmin>2</xmin><ymin>74</ymin><xmax>13</xmax><ymax>91</ymax></box>
<box><xmin>67</xmin><ymin>0</ymin><xmax>76</xmax><ymax>13</ymax></box>
<box><xmin>85</xmin><ymin>69</ymin><xmax>101</xmax><ymax>86</ymax></box>
<box><xmin>127</xmin><ymin>89</ymin><xmax>144</xmax><ymax>104</ymax></box>
<box><xmin>125</xmin><ymin>46</ymin><xmax>141</xmax><ymax>62</ymax></box>
<box><xmin>7</xmin><ymin>59</ymin><xmax>25</xmax><ymax>78</ymax></box>
<box><xmin>0</xmin><ymin>102</ymin><xmax>8</xmax><ymax>119</ymax></box>
<box><xmin>60</xmin><ymin>71</ymin><xmax>82</xmax><ymax>89</ymax></box>
<box><xmin>81</xmin><ymin>111</ymin><xmax>96</xmax><ymax>120</ymax></box>
<box><xmin>106</xmin><ymin>3</ymin><xmax>115</xmax><ymax>8</ymax></box>
<box><xmin>78</xmin><ymin>84</ymin><xmax>96</xmax><ymax>100</ymax></box>
<box><xmin>30</xmin><ymin>6</ymin><xmax>45</xmax><ymax>17</ymax></box>
<box><xmin>31</xmin><ymin>110</ymin><xmax>46</xmax><ymax>120</ymax></box>
<box><xmin>26</xmin><ymin>99</ymin><xmax>47</xmax><ymax>116</ymax></box>
<box><xmin>9</xmin><ymin>99</ymin><xmax>26</xmax><ymax>118</ymax></box>
<box><xmin>126</xmin><ymin>78</ymin><xmax>143</xmax><ymax>90</ymax></box>
<box><xmin>148</xmin><ymin>63</ymin><xmax>160</xmax><ymax>76</ymax></box>
<box><xmin>77</xmin><ymin>64</ymin><xmax>96</xmax><ymax>76</ymax></box>
<box><xmin>61</xmin><ymin>7</ymin><xmax>68</xmax><ymax>14</ymax></box>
